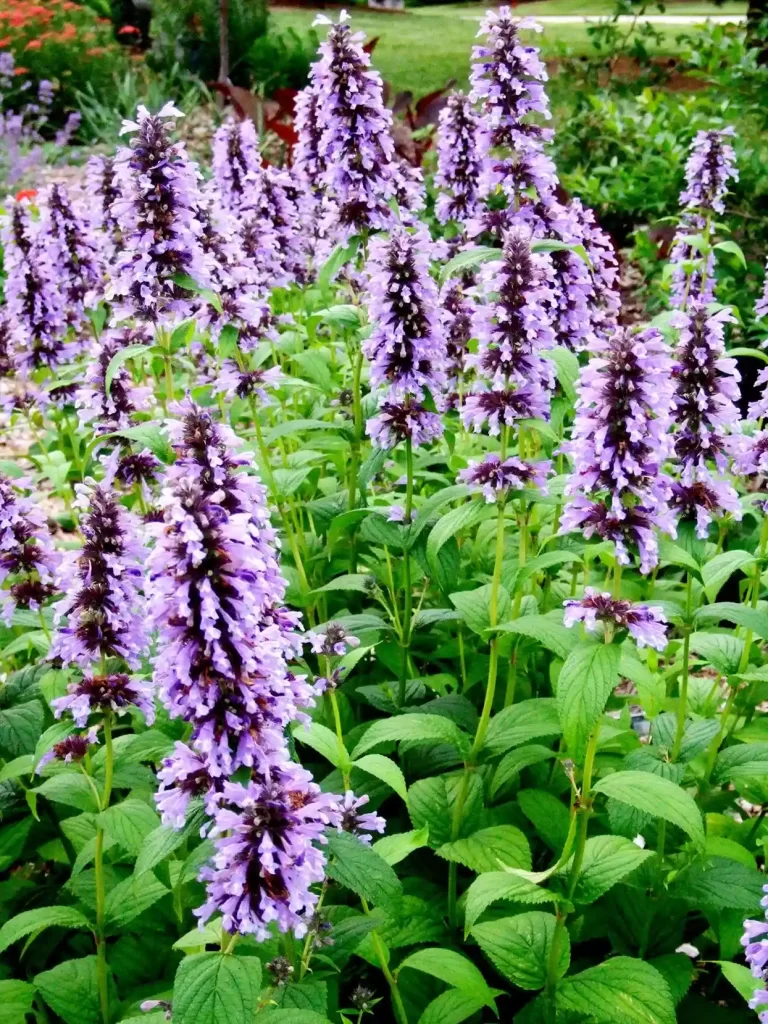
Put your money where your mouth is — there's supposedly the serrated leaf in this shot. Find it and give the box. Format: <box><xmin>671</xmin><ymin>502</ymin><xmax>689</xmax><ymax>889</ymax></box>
<box><xmin>317</xmin><ymin>236</ymin><xmax>359</xmax><ymax>292</ymax></box>
<box><xmin>437</xmin><ymin>825</ymin><xmax>530</xmax><ymax>873</ymax></box>
<box><xmin>694</xmin><ymin>602</ymin><xmax>768</xmax><ymax>639</ymax></box>
<box><xmin>592</xmin><ymin>771</ymin><xmax>704</xmax><ymax>845</ymax></box>
<box><xmin>671</xmin><ymin>856</ymin><xmax>764</xmax><ymax>911</ymax></box>
<box><xmin>649</xmin><ymin>955</ymin><xmax>694</xmax><ymax>1005</ymax></box>
<box><xmin>0</xmin><ymin>753</ymin><xmax>34</xmax><ymax>782</ymax></box>
<box><xmin>473</xmin><ymin>912</ymin><xmax>568</xmax><ymax>990</ymax></box>
<box><xmin>293</xmin><ymin>722</ymin><xmax>349</xmax><ymax>770</ymax></box>
<box><xmin>172</xmin><ymin>953</ymin><xmax>262</xmax><ymax>1024</ymax></box>
<box><xmin>463</xmin><ymin>872</ymin><xmax>560</xmax><ymax>934</ymax></box>
<box><xmin>135</xmin><ymin>802</ymin><xmax>207</xmax><ymax>876</ymax></box>
<box><xmin>399</xmin><ymin>947</ymin><xmax>496</xmax><ymax>1010</ymax></box>
<box><xmin>100</xmin><ymin>799</ymin><xmax>159</xmax><ymax>856</ymax></box>
<box><xmin>717</xmin><ymin>960</ymin><xmax>757</xmax><ymax>1003</ymax></box>
<box><xmin>440</xmin><ymin>245</ymin><xmax>499</xmax><ymax>283</ymax></box>
<box><xmin>688</xmin><ymin>632</ymin><xmax>745</xmax><ymax>676</ymax></box>
<box><xmin>0</xmin><ymin>906</ymin><xmax>92</xmax><ymax>955</ymax></box>
<box><xmin>311</xmin><ymin>573</ymin><xmax>373</xmax><ymax>595</ymax></box>
<box><xmin>496</xmin><ymin>615</ymin><xmax>579</xmax><ymax>658</ymax></box>
<box><xmin>0</xmin><ymin>700</ymin><xmax>44</xmax><ymax>757</ymax></box>
<box><xmin>35</xmin><ymin>956</ymin><xmax>104</xmax><ymax>1024</ymax></box>
<box><xmin>0</xmin><ymin>979</ymin><xmax>36</xmax><ymax>1024</ymax></box>
<box><xmin>556</xmin><ymin>957</ymin><xmax>676</xmax><ymax>1024</ymax></box>
<box><xmin>408</xmin><ymin>773</ymin><xmax>484</xmax><ymax>848</ymax></box>
<box><xmin>373</xmin><ymin>827</ymin><xmax>429</xmax><ymax>866</ymax></box>
<box><xmin>427</xmin><ymin>503</ymin><xmax>489</xmax><ymax>576</ymax></box>
<box><xmin>450</xmin><ymin>583</ymin><xmax>511</xmax><ymax>636</ymax></box>
<box><xmin>104</xmin><ymin>873</ymin><xmax>169</xmax><ymax>929</ymax></box>
<box><xmin>352</xmin><ymin>714</ymin><xmax>469</xmax><ymax>760</ymax></box>
<box><xmin>557</xmin><ymin>640</ymin><xmax>622</xmax><ymax>758</ymax></box>
<box><xmin>564</xmin><ymin>835</ymin><xmax>653</xmax><ymax>903</ymax></box>
<box><xmin>33</xmin><ymin>772</ymin><xmax>99</xmax><ymax>812</ymax></box>
<box><xmin>105</xmin><ymin>422</ymin><xmax>174</xmax><ymax>463</ymax></box>
<box><xmin>544</xmin><ymin>347</ymin><xmax>580</xmax><ymax>402</ymax></box>
<box><xmin>484</xmin><ymin>699</ymin><xmax>562</xmax><ymax>756</ymax></box>
<box><xmin>701</xmin><ymin>550</ymin><xmax>755</xmax><ymax>602</ymax></box>
<box><xmin>104</xmin><ymin>343</ymin><xmax>153</xmax><ymax>395</ymax></box>
<box><xmin>325</xmin><ymin>830</ymin><xmax>402</xmax><ymax>908</ymax></box>
<box><xmin>491</xmin><ymin>745</ymin><xmax>557</xmax><ymax>798</ymax></box>
<box><xmin>353</xmin><ymin>753</ymin><xmax>407</xmax><ymax>801</ymax></box>
<box><xmin>418</xmin><ymin>989</ymin><xmax>487</xmax><ymax>1024</ymax></box>
<box><xmin>714</xmin><ymin>742</ymin><xmax>768</xmax><ymax>782</ymax></box>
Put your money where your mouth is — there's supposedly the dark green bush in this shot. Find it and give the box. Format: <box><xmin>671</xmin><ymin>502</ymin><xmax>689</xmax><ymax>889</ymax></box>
<box><xmin>247</xmin><ymin>28</ymin><xmax>320</xmax><ymax>94</ymax></box>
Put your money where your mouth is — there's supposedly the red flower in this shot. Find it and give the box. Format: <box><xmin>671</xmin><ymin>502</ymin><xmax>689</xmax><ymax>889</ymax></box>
<box><xmin>24</xmin><ymin>38</ymin><xmax>41</xmax><ymax>49</ymax></box>
<box><xmin>0</xmin><ymin>37</ymin><xmax>11</xmax><ymax>45</ymax></box>
<box><xmin>15</xmin><ymin>189</ymin><xmax>37</xmax><ymax>201</ymax></box>
<box><xmin>13</xmin><ymin>66</ymin><xmax>29</xmax><ymax>75</ymax></box>
<box><xmin>118</xmin><ymin>24</ymin><xmax>140</xmax><ymax>35</ymax></box>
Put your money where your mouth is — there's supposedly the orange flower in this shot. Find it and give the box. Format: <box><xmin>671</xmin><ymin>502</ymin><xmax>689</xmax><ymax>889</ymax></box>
<box><xmin>24</xmin><ymin>38</ymin><xmax>41</xmax><ymax>49</ymax></box>
<box><xmin>118</xmin><ymin>24</ymin><xmax>140</xmax><ymax>35</ymax></box>
<box><xmin>86</xmin><ymin>45</ymin><xmax>106</xmax><ymax>56</ymax></box>
<box><xmin>15</xmin><ymin>189</ymin><xmax>37</xmax><ymax>201</ymax></box>
<box><xmin>13</xmin><ymin>66</ymin><xmax>28</xmax><ymax>74</ymax></box>
<box><xmin>0</xmin><ymin>36</ymin><xmax>11</xmax><ymax>45</ymax></box>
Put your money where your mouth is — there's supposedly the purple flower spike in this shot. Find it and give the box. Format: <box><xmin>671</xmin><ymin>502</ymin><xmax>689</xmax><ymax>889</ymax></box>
<box><xmin>1</xmin><ymin>200</ymin><xmax>68</xmax><ymax>372</ymax></box>
<box><xmin>76</xmin><ymin>329</ymin><xmax>154</xmax><ymax>434</ymax></box>
<box><xmin>364</xmin><ymin>225</ymin><xmax>446</xmax><ymax>411</ymax></box>
<box><xmin>53</xmin><ymin>674</ymin><xmax>154</xmax><ymax>727</ymax></box>
<box><xmin>86</xmin><ymin>154</ymin><xmax>120</xmax><ymax>240</ymax></box>
<box><xmin>310</xmin><ymin>11</ymin><xmax>399</xmax><ymax>240</ymax></box>
<box><xmin>679</xmin><ymin>126</ymin><xmax>738</xmax><ymax>216</ymax></box>
<box><xmin>37</xmin><ymin>183</ymin><xmax>102</xmax><ymax>325</ymax></box>
<box><xmin>195</xmin><ymin>767</ymin><xmax>341</xmax><ymax>940</ymax></box>
<box><xmin>742</xmin><ymin>883</ymin><xmax>768</xmax><ymax>1017</ymax></box>
<box><xmin>108</xmin><ymin>103</ymin><xmax>213</xmax><ymax>324</ymax></box>
<box><xmin>212</xmin><ymin>119</ymin><xmax>262</xmax><ymax>212</ymax></box>
<box><xmin>459</xmin><ymin>454</ymin><xmax>550</xmax><ymax>503</ymax></box>
<box><xmin>435</xmin><ymin>93</ymin><xmax>482</xmax><ymax>227</ymax></box>
<box><xmin>156</xmin><ymin>741</ymin><xmax>220</xmax><ymax>829</ymax></box>
<box><xmin>308</xmin><ymin>622</ymin><xmax>360</xmax><ymax>657</ymax></box>
<box><xmin>36</xmin><ymin>726</ymin><xmax>99</xmax><ymax>773</ymax></box>
<box><xmin>440</xmin><ymin>278</ymin><xmax>475</xmax><ymax>409</ymax></box>
<box><xmin>367</xmin><ymin>398</ymin><xmax>444</xmax><ymax>450</ymax></box>
<box><xmin>49</xmin><ymin>482</ymin><xmax>148</xmax><ymax>670</ymax></box>
<box><xmin>757</xmin><ymin>260</ymin><xmax>768</xmax><ymax>321</ymax></box>
<box><xmin>0</xmin><ymin>474</ymin><xmax>59</xmax><ymax>625</ymax></box>
<box><xmin>563</xmin><ymin>587</ymin><xmax>668</xmax><ymax>650</ymax></box>
<box><xmin>561</xmin><ymin>325</ymin><xmax>676</xmax><ymax>573</ymax></box>
<box><xmin>337</xmin><ymin>791</ymin><xmax>386</xmax><ymax>843</ymax></box>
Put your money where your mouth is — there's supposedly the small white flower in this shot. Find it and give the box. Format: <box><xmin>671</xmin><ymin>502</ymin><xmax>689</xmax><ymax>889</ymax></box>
<box><xmin>632</xmin><ymin>834</ymin><xmax>646</xmax><ymax>849</ymax></box>
<box><xmin>675</xmin><ymin>943</ymin><xmax>699</xmax><ymax>959</ymax></box>
<box><xmin>158</xmin><ymin>102</ymin><xmax>185</xmax><ymax>120</ymax></box>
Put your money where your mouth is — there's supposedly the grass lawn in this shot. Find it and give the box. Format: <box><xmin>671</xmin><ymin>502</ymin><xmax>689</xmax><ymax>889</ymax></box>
<box><xmin>270</xmin><ymin>0</ymin><xmax>747</xmax><ymax>95</ymax></box>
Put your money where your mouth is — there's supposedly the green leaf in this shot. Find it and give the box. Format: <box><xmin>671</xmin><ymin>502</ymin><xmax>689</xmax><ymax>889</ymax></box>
<box><xmin>314</xmin><ymin>304</ymin><xmax>361</xmax><ymax>328</ymax></box>
<box><xmin>658</xmin><ymin>540</ymin><xmax>701</xmax><ymax>578</ymax></box>
<box><xmin>100</xmin><ymin>799</ymin><xmax>159</xmax><ymax>856</ymax></box>
<box><xmin>714</xmin><ymin>743</ymin><xmax>768</xmax><ymax>782</ymax></box>
<box><xmin>473</xmin><ymin>912</ymin><xmax>568</xmax><ymax>990</ymax></box>
<box><xmin>694</xmin><ymin>602</ymin><xmax>768</xmax><ymax>639</ymax></box>
<box><xmin>491</xmin><ymin>745</ymin><xmax>557</xmax><ymax>798</ymax></box>
<box><xmin>293</xmin><ymin>722</ymin><xmax>349</xmax><ymax>771</ymax></box>
<box><xmin>564</xmin><ymin>835</ymin><xmax>653</xmax><ymax>904</ymax></box>
<box><xmin>104</xmin><ymin>343</ymin><xmax>153</xmax><ymax>395</ymax></box>
<box><xmin>373</xmin><ymin>827</ymin><xmax>429</xmax><ymax>866</ymax></box>
<box><xmin>495</xmin><ymin>616</ymin><xmax>579</xmax><ymax>659</ymax></box>
<box><xmin>532</xmin><ymin>238</ymin><xmax>590</xmax><ymax>266</ymax></box>
<box><xmin>593</xmin><ymin>771</ymin><xmax>704</xmax><ymax>845</ymax></box>
<box><xmin>325</xmin><ymin>830</ymin><xmax>402</xmax><ymax>908</ymax></box>
<box><xmin>440</xmin><ymin>245</ymin><xmax>499</xmax><ymax>284</ymax></box>
<box><xmin>262</xmin><ymin>1013</ymin><xmax>332</xmax><ymax>1024</ymax></box>
<box><xmin>0</xmin><ymin>700</ymin><xmax>44</xmax><ymax>757</ymax></box>
<box><xmin>649</xmin><ymin>955</ymin><xmax>693</xmax><ymax>1005</ymax></box>
<box><xmin>0</xmin><ymin>980</ymin><xmax>36</xmax><ymax>1024</ymax></box>
<box><xmin>0</xmin><ymin>753</ymin><xmax>34</xmax><ymax>782</ymax></box>
<box><xmin>33</xmin><ymin>772</ymin><xmax>99</xmax><ymax>812</ymax></box>
<box><xmin>556</xmin><ymin>957</ymin><xmax>676</xmax><ymax>1024</ymax></box>
<box><xmin>353</xmin><ymin>753</ymin><xmax>407</xmax><ymax>801</ymax></box>
<box><xmin>106</xmin><ymin>422</ymin><xmax>174</xmax><ymax>463</ymax></box>
<box><xmin>450</xmin><ymin>583</ymin><xmax>511</xmax><ymax>636</ymax></box>
<box><xmin>274</xmin><ymin>979</ymin><xmax>328</xmax><ymax>1014</ymax></box>
<box><xmin>717</xmin><ymin>961</ymin><xmax>758</xmax><ymax>1003</ymax></box>
<box><xmin>135</xmin><ymin>803</ymin><xmax>207</xmax><ymax>876</ymax></box>
<box><xmin>104</xmin><ymin>873</ymin><xmax>169</xmax><ymax>929</ymax></box>
<box><xmin>544</xmin><ymin>346</ymin><xmax>580</xmax><ymax>402</ymax></box>
<box><xmin>463</xmin><ymin>872</ymin><xmax>560</xmax><ymax>935</ymax></box>
<box><xmin>484</xmin><ymin>699</ymin><xmax>562</xmax><ymax>756</ymax></box>
<box><xmin>418</xmin><ymin>990</ymin><xmax>487</xmax><ymax>1024</ymax></box>
<box><xmin>0</xmin><ymin>817</ymin><xmax>32</xmax><ymax>870</ymax></box>
<box><xmin>317</xmin><ymin>236</ymin><xmax>359</xmax><ymax>292</ymax></box>
<box><xmin>729</xmin><ymin>346</ymin><xmax>768</xmax><ymax>364</ymax></box>
<box><xmin>399</xmin><ymin>947</ymin><xmax>497</xmax><ymax>1010</ymax></box>
<box><xmin>714</xmin><ymin>239</ymin><xmax>747</xmax><ymax>268</ymax></box>
<box><xmin>311</xmin><ymin>573</ymin><xmax>373</xmax><ymax>595</ymax></box>
<box><xmin>427</xmin><ymin>503</ymin><xmax>490</xmax><ymax>576</ymax></box>
<box><xmin>351</xmin><ymin>714</ymin><xmax>468</xmax><ymax>759</ymax></box>
<box><xmin>0</xmin><ymin>906</ymin><xmax>92</xmax><ymax>955</ymax></box>
<box><xmin>408</xmin><ymin>773</ymin><xmax>483</xmax><ymax>849</ymax></box>
<box><xmin>556</xmin><ymin>640</ymin><xmax>622</xmax><ymax>758</ymax></box>
<box><xmin>35</xmin><ymin>956</ymin><xmax>104</xmax><ymax>1024</ymax></box>
<box><xmin>671</xmin><ymin>856</ymin><xmax>765</xmax><ymax>911</ymax></box>
<box><xmin>173</xmin><ymin>953</ymin><xmax>262</xmax><ymax>1024</ymax></box>
<box><xmin>437</xmin><ymin>825</ymin><xmax>530</xmax><ymax>873</ymax></box>
<box><xmin>701</xmin><ymin>550</ymin><xmax>755</xmax><ymax>602</ymax></box>
<box><xmin>515</xmin><ymin>551</ymin><xmax>582</xmax><ymax>591</ymax></box>
<box><xmin>688</xmin><ymin>632</ymin><xmax>745</xmax><ymax>676</ymax></box>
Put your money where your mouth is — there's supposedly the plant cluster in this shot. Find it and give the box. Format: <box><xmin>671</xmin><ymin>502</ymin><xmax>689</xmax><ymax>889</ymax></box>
<box><xmin>3</xmin><ymin>9</ymin><xmax>768</xmax><ymax>1024</ymax></box>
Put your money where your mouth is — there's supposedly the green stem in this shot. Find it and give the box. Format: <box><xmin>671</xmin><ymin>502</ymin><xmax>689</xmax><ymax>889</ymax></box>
<box><xmin>671</xmin><ymin>574</ymin><xmax>693</xmax><ymax>762</ymax></box>
<box><xmin>545</xmin><ymin>725</ymin><xmax>600</xmax><ymax>1011</ymax></box>
<box><xmin>328</xmin><ymin>688</ymin><xmax>350</xmax><ymax>789</ymax></box>
<box><xmin>94</xmin><ymin>715</ymin><xmax>113</xmax><ymax>1024</ymax></box>
<box><xmin>398</xmin><ymin>439</ymin><xmax>414</xmax><ymax>708</ymax></box>
<box><xmin>299</xmin><ymin>881</ymin><xmax>328</xmax><ymax>979</ymax></box>
<box><xmin>348</xmin><ymin>350</ymin><xmax>364</xmax><ymax>512</ymax></box>
<box><xmin>362</xmin><ymin>898</ymin><xmax>408</xmax><ymax>1024</ymax></box>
